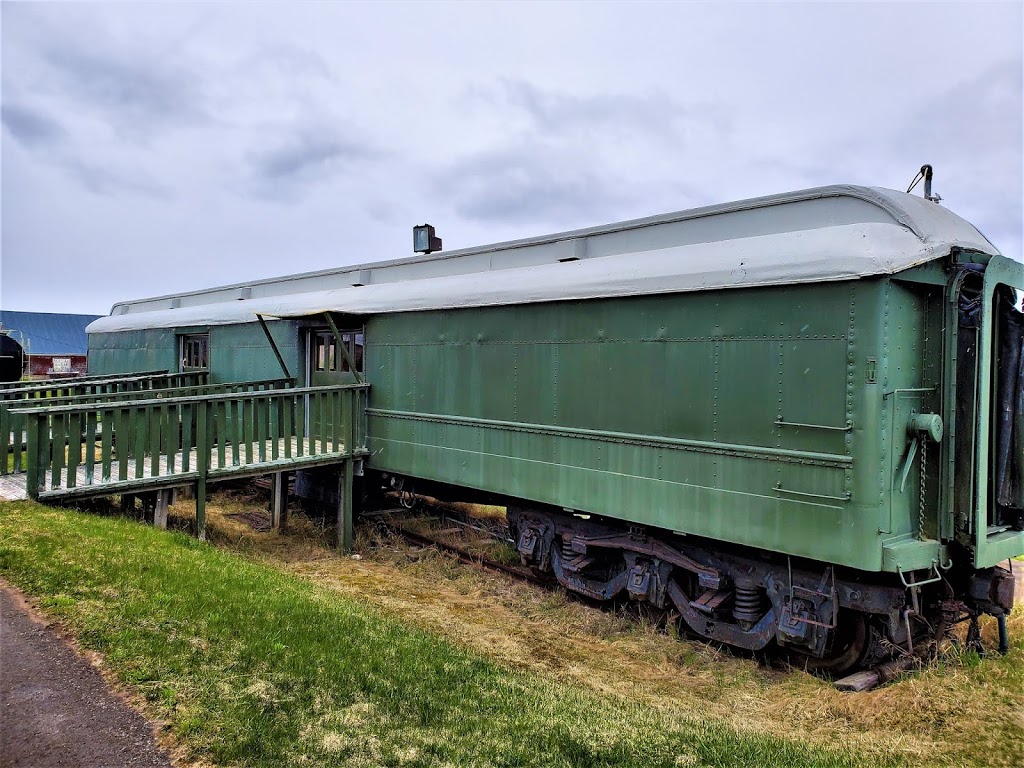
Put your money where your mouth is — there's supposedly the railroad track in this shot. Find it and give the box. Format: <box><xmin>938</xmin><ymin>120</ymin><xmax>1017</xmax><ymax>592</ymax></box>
<box><xmin>364</xmin><ymin>507</ymin><xmax>554</xmax><ymax>588</ymax></box>
<box><xmin>361</xmin><ymin>505</ymin><xmax>927</xmax><ymax>691</ymax></box>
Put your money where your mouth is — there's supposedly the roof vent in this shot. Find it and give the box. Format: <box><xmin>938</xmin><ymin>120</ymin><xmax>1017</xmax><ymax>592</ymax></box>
<box><xmin>170</xmin><ymin>298</ymin><xmax>181</xmax><ymax>309</ymax></box>
<box><xmin>238</xmin><ymin>287</ymin><xmax>252</xmax><ymax>300</ymax></box>
<box><xmin>351</xmin><ymin>270</ymin><xmax>371</xmax><ymax>287</ymax></box>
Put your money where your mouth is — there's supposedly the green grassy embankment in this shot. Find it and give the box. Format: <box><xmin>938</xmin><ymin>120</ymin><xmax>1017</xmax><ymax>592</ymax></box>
<box><xmin>0</xmin><ymin>500</ymin><xmax>903</xmax><ymax>768</ymax></box>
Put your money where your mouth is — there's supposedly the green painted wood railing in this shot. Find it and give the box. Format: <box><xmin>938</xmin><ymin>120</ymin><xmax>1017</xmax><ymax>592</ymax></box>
<box><xmin>0</xmin><ymin>369</ymin><xmax>168</xmax><ymax>393</ymax></box>
<box><xmin>0</xmin><ymin>370</ymin><xmax>209</xmax><ymax>403</ymax></box>
<box><xmin>14</xmin><ymin>384</ymin><xmax>368</xmax><ymax>500</ymax></box>
<box><xmin>1</xmin><ymin>377</ymin><xmax>294</xmax><ymax>475</ymax></box>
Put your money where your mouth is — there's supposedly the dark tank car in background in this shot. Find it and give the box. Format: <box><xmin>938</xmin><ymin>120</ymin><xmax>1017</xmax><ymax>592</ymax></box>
<box><xmin>0</xmin><ymin>334</ymin><xmax>24</xmax><ymax>383</ymax></box>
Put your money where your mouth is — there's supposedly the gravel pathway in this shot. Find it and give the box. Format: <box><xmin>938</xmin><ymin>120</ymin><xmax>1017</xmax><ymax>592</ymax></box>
<box><xmin>0</xmin><ymin>585</ymin><xmax>173</xmax><ymax>768</ymax></box>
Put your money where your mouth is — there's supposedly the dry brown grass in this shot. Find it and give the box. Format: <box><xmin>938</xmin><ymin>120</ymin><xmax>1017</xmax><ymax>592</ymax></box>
<box><xmin>442</xmin><ymin>500</ymin><xmax>507</xmax><ymax>520</ymax></box>
<box><xmin>164</xmin><ymin>488</ymin><xmax>1023</xmax><ymax>768</ymax></box>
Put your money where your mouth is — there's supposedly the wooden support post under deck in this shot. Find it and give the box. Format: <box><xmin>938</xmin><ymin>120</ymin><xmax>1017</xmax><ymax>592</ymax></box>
<box><xmin>196</xmin><ymin>399</ymin><xmax>208</xmax><ymax>542</ymax></box>
<box><xmin>270</xmin><ymin>471</ymin><xmax>288</xmax><ymax>531</ymax></box>
<box><xmin>336</xmin><ymin>461</ymin><xmax>353</xmax><ymax>552</ymax></box>
<box><xmin>154</xmin><ymin>489</ymin><xmax>171</xmax><ymax>530</ymax></box>
<box><xmin>196</xmin><ymin>477</ymin><xmax>207</xmax><ymax>541</ymax></box>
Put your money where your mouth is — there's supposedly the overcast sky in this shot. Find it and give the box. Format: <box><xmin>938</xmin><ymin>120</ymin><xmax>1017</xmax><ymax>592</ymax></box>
<box><xmin>1</xmin><ymin>1</ymin><xmax>1021</xmax><ymax>315</ymax></box>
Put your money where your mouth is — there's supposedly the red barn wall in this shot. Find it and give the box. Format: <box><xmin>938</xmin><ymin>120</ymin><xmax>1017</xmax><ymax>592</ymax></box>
<box><xmin>27</xmin><ymin>354</ymin><xmax>89</xmax><ymax>378</ymax></box>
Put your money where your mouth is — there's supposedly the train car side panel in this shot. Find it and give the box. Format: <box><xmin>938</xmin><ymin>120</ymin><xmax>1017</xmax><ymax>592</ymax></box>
<box><xmin>87</xmin><ymin>329</ymin><xmax>179</xmax><ymax>376</ymax></box>
<box><xmin>365</xmin><ymin>280</ymin><xmax>891</xmax><ymax>570</ymax></box>
<box><xmin>88</xmin><ymin>321</ymin><xmax>301</xmax><ymax>384</ymax></box>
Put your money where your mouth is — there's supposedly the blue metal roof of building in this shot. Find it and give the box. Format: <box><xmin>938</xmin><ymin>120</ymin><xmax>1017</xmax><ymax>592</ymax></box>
<box><xmin>0</xmin><ymin>310</ymin><xmax>102</xmax><ymax>355</ymax></box>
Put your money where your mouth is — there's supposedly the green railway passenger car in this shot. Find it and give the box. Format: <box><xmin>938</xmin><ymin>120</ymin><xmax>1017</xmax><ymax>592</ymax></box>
<box><xmin>88</xmin><ymin>184</ymin><xmax>1023</xmax><ymax>671</ymax></box>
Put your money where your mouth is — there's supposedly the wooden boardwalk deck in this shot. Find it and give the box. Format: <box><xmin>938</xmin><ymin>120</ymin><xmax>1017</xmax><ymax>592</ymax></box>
<box><xmin>2</xmin><ymin>381</ymin><xmax>368</xmax><ymax>550</ymax></box>
<box><xmin>0</xmin><ymin>437</ymin><xmax>349</xmax><ymax>502</ymax></box>
<box><xmin>0</xmin><ymin>474</ymin><xmax>30</xmax><ymax>501</ymax></box>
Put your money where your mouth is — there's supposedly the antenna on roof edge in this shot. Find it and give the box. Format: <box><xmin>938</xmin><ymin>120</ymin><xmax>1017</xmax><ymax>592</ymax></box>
<box><xmin>906</xmin><ymin>164</ymin><xmax>942</xmax><ymax>205</ymax></box>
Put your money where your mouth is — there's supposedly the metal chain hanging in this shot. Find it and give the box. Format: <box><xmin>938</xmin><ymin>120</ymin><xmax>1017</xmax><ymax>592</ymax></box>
<box><xmin>918</xmin><ymin>439</ymin><xmax>928</xmax><ymax>541</ymax></box>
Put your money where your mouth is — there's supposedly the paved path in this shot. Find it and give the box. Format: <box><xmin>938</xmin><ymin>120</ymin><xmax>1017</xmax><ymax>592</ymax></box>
<box><xmin>0</xmin><ymin>585</ymin><xmax>173</xmax><ymax>768</ymax></box>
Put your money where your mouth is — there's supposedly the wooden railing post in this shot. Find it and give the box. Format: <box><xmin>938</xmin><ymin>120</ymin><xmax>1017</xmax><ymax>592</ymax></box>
<box><xmin>196</xmin><ymin>399</ymin><xmax>208</xmax><ymax>541</ymax></box>
<box><xmin>50</xmin><ymin>414</ymin><xmax>66</xmax><ymax>491</ymax></box>
<box><xmin>2</xmin><ymin>406</ymin><xmax>29</xmax><ymax>476</ymax></box>
<box><xmin>0</xmin><ymin>403</ymin><xmax>10</xmax><ymax>475</ymax></box>
<box><xmin>354</xmin><ymin>387</ymin><xmax>361</xmax><ymax>452</ymax></box>
<box><xmin>348</xmin><ymin>389</ymin><xmax>355</xmax><ymax>456</ymax></box>
<box><xmin>24</xmin><ymin>414</ymin><xmax>41</xmax><ymax>500</ymax></box>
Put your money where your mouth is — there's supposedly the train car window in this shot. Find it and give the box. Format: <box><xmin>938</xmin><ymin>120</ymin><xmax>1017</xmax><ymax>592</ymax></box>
<box><xmin>313</xmin><ymin>333</ymin><xmax>337</xmax><ymax>372</ymax></box>
<box><xmin>338</xmin><ymin>331</ymin><xmax>364</xmax><ymax>373</ymax></box>
<box><xmin>312</xmin><ymin>328</ymin><xmax>363</xmax><ymax>375</ymax></box>
<box><xmin>327</xmin><ymin>337</ymin><xmax>337</xmax><ymax>371</ymax></box>
<box><xmin>314</xmin><ymin>337</ymin><xmax>325</xmax><ymax>371</ymax></box>
<box><xmin>180</xmin><ymin>334</ymin><xmax>209</xmax><ymax>370</ymax></box>
<box><xmin>341</xmin><ymin>334</ymin><xmax>352</xmax><ymax>372</ymax></box>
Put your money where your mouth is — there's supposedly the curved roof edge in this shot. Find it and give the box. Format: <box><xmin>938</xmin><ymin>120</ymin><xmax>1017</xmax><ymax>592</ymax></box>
<box><xmin>102</xmin><ymin>184</ymin><xmax>998</xmax><ymax>321</ymax></box>
<box><xmin>88</xmin><ymin>213</ymin><xmax>995</xmax><ymax>334</ymax></box>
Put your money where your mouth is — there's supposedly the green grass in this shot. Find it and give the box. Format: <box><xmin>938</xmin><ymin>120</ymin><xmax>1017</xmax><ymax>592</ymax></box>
<box><xmin>4</xmin><ymin>450</ymin><xmax>25</xmax><ymax>473</ymax></box>
<box><xmin>0</xmin><ymin>501</ymin><xmax>904</xmax><ymax>768</ymax></box>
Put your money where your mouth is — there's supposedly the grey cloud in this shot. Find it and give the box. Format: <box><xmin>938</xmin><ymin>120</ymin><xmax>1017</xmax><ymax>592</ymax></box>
<box><xmin>256</xmin><ymin>136</ymin><xmax>355</xmax><ymax>180</ymax></box>
<box><xmin>437</xmin><ymin>147</ymin><xmax>628</xmax><ymax>225</ymax></box>
<box><xmin>245</xmin><ymin>131</ymin><xmax>382</xmax><ymax>202</ymax></box>
<box><xmin>888</xmin><ymin>59</ymin><xmax>1021</xmax><ymax>174</ymax></box>
<box><xmin>439</xmin><ymin>81</ymin><xmax>719</xmax><ymax>227</ymax></box>
<box><xmin>469</xmin><ymin>80</ymin><xmax>732</xmax><ymax>143</ymax></box>
<box><xmin>0</xmin><ymin>10</ymin><xmax>203</xmax><ymax>200</ymax></box>
<box><xmin>244</xmin><ymin>44</ymin><xmax>337</xmax><ymax>83</ymax></box>
<box><xmin>365</xmin><ymin>199</ymin><xmax>402</xmax><ymax>225</ymax></box>
<box><xmin>62</xmin><ymin>158</ymin><xmax>169</xmax><ymax>199</ymax></box>
<box><xmin>0</xmin><ymin>103</ymin><xmax>65</xmax><ymax>148</ymax></box>
<box><xmin>1</xmin><ymin>105</ymin><xmax>167</xmax><ymax>198</ymax></box>
<box><xmin>42</xmin><ymin>43</ymin><xmax>205</xmax><ymax>135</ymax></box>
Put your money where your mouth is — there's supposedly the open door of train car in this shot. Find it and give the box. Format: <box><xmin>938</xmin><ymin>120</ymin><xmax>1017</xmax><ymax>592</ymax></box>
<box><xmin>972</xmin><ymin>255</ymin><xmax>1024</xmax><ymax>568</ymax></box>
<box><xmin>296</xmin><ymin>315</ymin><xmax>365</xmax><ymax>511</ymax></box>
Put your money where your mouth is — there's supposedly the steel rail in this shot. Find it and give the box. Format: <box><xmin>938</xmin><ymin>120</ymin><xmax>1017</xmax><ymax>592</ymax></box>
<box><xmin>374</xmin><ymin>514</ymin><xmax>552</xmax><ymax>587</ymax></box>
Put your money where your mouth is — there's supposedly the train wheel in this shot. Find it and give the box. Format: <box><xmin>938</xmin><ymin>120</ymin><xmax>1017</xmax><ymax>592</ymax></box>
<box><xmin>802</xmin><ymin>612</ymin><xmax>868</xmax><ymax>676</ymax></box>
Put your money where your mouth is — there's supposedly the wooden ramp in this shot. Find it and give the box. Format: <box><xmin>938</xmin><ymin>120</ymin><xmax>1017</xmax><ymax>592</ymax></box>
<box><xmin>1</xmin><ymin>376</ymin><xmax>292</xmax><ymax>476</ymax></box>
<box><xmin>1</xmin><ymin>383</ymin><xmax>369</xmax><ymax>550</ymax></box>
<box><xmin>0</xmin><ymin>438</ymin><xmax>347</xmax><ymax>502</ymax></box>
<box><xmin>0</xmin><ymin>474</ymin><xmax>30</xmax><ymax>501</ymax></box>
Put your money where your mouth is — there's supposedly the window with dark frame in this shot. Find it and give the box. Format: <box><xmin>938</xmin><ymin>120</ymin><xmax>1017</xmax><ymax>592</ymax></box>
<box><xmin>354</xmin><ymin>332</ymin><xmax>364</xmax><ymax>372</ymax></box>
<box><xmin>312</xmin><ymin>328</ymin><xmax>364</xmax><ymax>375</ymax></box>
<box><xmin>341</xmin><ymin>333</ymin><xmax>351</xmax><ymax>372</ymax></box>
<box><xmin>313</xmin><ymin>332</ymin><xmax>337</xmax><ymax>372</ymax></box>
<box><xmin>339</xmin><ymin>332</ymin><xmax>365</xmax><ymax>373</ymax></box>
<box><xmin>180</xmin><ymin>334</ymin><xmax>209</xmax><ymax>370</ymax></box>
